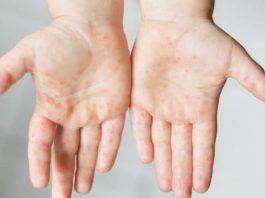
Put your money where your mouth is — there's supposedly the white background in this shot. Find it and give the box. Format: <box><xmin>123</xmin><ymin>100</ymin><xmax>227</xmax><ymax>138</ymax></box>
<box><xmin>0</xmin><ymin>0</ymin><xmax>265</xmax><ymax>197</ymax></box>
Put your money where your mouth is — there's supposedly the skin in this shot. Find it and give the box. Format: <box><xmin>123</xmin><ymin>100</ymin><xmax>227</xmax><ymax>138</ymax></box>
<box><xmin>131</xmin><ymin>0</ymin><xmax>265</xmax><ymax>198</ymax></box>
<box><xmin>0</xmin><ymin>0</ymin><xmax>131</xmax><ymax>197</ymax></box>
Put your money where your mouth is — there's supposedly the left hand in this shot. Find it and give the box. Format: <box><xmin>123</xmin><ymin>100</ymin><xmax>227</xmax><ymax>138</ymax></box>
<box><xmin>131</xmin><ymin>18</ymin><xmax>265</xmax><ymax>198</ymax></box>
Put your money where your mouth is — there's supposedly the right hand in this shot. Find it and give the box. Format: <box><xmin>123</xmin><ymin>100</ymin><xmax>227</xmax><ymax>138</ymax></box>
<box><xmin>0</xmin><ymin>16</ymin><xmax>131</xmax><ymax>197</ymax></box>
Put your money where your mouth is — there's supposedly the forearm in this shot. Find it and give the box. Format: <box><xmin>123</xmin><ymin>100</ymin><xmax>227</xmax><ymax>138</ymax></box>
<box><xmin>140</xmin><ymin>0</ymin><xmax>214</xmax><ymax>21</ymax></box>
<box><xmin>48</xmin><ymin>0</ymin><xmax>124</xmax><ymax>25</ymax></box>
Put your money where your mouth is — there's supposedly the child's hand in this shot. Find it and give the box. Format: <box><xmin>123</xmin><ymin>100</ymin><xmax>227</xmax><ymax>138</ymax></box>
<box><xmin>0</xmin><ymin>17</ymin><xmax>131</xmax><ymax>197</ymax></box>
<box><xmin>131</xmin><ymin>18</ymin><xmax>265</xmax><ymax>198</ymax></box>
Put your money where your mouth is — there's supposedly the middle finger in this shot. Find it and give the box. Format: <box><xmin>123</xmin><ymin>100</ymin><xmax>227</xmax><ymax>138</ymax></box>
<box><xmin>171</xmin><ymin>124</ymin><xmax>193</xmax><ymax>198</ymax></box>
<box><xmin>52</xmin><ymin>126</ymin><xmax>79</xmax><ymax>198</ymax></box>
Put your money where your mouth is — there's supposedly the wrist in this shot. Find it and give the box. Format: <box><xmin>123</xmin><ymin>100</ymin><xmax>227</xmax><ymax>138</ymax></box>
<box><xmin>48</xmin><ymin>0</ymin><xmax>124</xmax><ymax>26</ymax></box>
<box><xmin>140</xmin><ymin>0</ymin><xmax>214</xmax><ymax>22</ymax></box>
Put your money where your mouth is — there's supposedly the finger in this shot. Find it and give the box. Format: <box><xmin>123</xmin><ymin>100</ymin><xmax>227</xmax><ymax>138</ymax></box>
<box><xmin>229</xmin><ymin>42</ymin><xmax>265</xmax><ymax>101</ymax></box>
<box><xmin>75</xmin><ymin>125</ymin><xmax>101</xmax><ymax>194</ymax></box>
<box><xmin>192</xmin><ymin>121</ymin><xmax>217</xmax><ymax>193</ymax></box>
<box><xmin>152</xmin><ymin>118</ymin><xmax>172</xmax><ymax>192</ymax></box>
<box><xmin>130</xmin><ymin>107</ymin><xmax>154</xmax><ymax>163</ymax></box>
<box><xmin>172</xmin><ymin>124</ymin><xmax>193</xmax><ymax>198</ymax></box>
<box><xmin>52</xmin><ymin>126</ymin><xmax>79</xmax><ymax>198</ymax></box>
<box><xmin>0</xmin><ymin>41</ymin><xmax>32</xmax><ymax>95</ymax></box>
<box><xmin>28</xmin><ymin>113</ymin><xmax>56</xmax><ymax>188</ymax></box>
<box><xmin>97</xmin><ymin>115</ymin><xmax>125</xmax><ymax>173</ymax></box>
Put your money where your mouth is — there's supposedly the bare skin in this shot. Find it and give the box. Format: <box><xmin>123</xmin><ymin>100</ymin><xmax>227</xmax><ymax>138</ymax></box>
<box><xmin>0</xmin><ymin>1</ymin><xmax>131</xmax><ymax>197</ymax></box>
<box><xmin>131</xmin><ymin>1</ymin><xmax>265</xmax><ymax>198</ymax></box>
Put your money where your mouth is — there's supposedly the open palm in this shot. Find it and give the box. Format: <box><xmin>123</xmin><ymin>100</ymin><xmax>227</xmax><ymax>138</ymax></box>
<box><xmin>131</xmin><ymin>19</ymin><xmax>265</xmax><ymax>198</ymax></box>
<box><xmin>0</xmin><ymin>17</ymin><xmax>131</xmax><ymax>197</ymax></box>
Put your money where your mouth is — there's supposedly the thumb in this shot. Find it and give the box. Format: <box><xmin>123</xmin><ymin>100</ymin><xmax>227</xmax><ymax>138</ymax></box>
<box><xmin>228</xmin><ymin>42</ymin><xmax>265</xmax><ymax>101</ymax></box>
<box><xmin>0</xmin><ymin>41</ymin><xmax>32</xmax><ymax>95</ymax></box>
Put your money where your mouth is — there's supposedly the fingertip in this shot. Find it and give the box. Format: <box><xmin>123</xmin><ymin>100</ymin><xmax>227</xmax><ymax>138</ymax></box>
<box><xmin>97</xmin><ymin>156</ymin><xmax>113</xmax><ymax>173</ymax></box>
<box><xmin>97</xmin><ymin>151</ymin><xmax>117</xmax><ymax>173</ymax></box>
<box><xmin>140</xmin><ymin>155</ymin><xmax>153</xmax><ymax>164</ymax></box>
<box><xmin>97</xmin><ymin>162</ymin><xmax>112</xmax><ymax>173</ymax></box>
<box><xmin>0</xmin><ymin>42</ymin><xmax>30</xmax><ymax>91</ymax></box>
<box><xmin>0</xmin><ymin>71</ymin><xmax>12</xmax><ymax>95</ymax></box>
<box><xmin>74</xmin><ymin>169</ymin><xmax>94</xmax><ymax>195</ymax></box>
<box><xmin>193</xmin><ymin>179</ymin><xmax>211</xmax><ymax>193</ymax></box>
<box><xmin>240</xmin><ymin>72</ymin><xmax>265</xmax><ymax>102</ymax></box>
<box><xmin>75</xmin><ymin>182</ymin><xmax>92</xmax><ymax>195</ymax></box>
<box><xmin>136</xmin><ymin>141</ymin><xmax>154</xmax><ymax>164</ymax></box>
<box><xmin>31</xmin><ymin>175</ymin><xmax>49</xmax><ymax>189</ymax></box>
<box><xmin>229</xmin><ymin>42</ymin><xmax>265</xmax><ymax>102</ymax></box>
<box><xmin>29</xmin><ymin>159</ymin><xmax>51</xmax><ymax>190</ymax></box>
<box><xmin>193</xmin><ymin>168</ymin><xmax>212</xmax><ymax>193</ymax></box>
<box><xmin>254</xmin><ymin>80</ymin><xmax>265</xmax><ymax>102</ymax></box>
<box><xmin>159</xmin><ymin>179</ymin><xmax>172</xmax><ymax>193</ymax></box>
